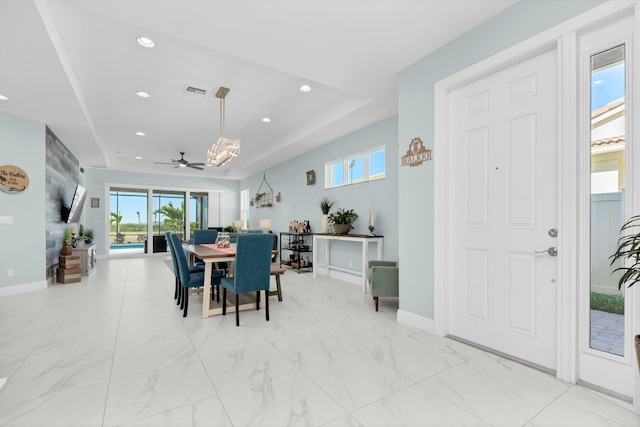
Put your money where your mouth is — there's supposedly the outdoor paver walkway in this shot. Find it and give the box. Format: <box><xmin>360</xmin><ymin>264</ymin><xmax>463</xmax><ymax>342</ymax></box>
<box><xmin>590</xmin><ymin>309</ymin><xmax>625</xmax><ymax>356</ymax></box>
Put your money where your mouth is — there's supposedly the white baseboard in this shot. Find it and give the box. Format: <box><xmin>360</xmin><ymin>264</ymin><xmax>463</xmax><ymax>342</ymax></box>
<box><xmin>397</xmin><ymin>309</ymin><xmax>438</xmax><ymax>334</ymax></box>
<box><xmin>313</xmin><ymin>267</ymin><xmax>362</xmax><ymax>286</ymax></box>
<box><xmin>0</xmin><ymin>280</ymin><xmax>47</xmax><ymax>298</ymax></box>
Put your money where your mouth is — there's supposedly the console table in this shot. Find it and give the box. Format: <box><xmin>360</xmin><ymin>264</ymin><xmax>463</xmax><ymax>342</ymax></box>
<box><xmin>312</xmin><ymin>234</ymin><xmax>383</xmax><ymax>293</ymax></box>
<box><xmin>72</xmin><ymin>244</ymin><xmax>97</xmax><ymax>276</ymax></box>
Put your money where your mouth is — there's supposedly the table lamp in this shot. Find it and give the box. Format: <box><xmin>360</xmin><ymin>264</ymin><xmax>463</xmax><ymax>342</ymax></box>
<box><xmin>260</xmin><ymin>218</ymin><xmax>272</xmax><ymax>234</ymax></box>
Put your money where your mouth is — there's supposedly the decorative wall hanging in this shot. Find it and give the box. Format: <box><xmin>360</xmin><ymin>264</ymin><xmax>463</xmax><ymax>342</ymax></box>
<box><xmin>401</xmin><ymin>137</ymin><xmax>432</xmax><ymax>167</ymax></box>
<box><xmin>91</xmin><ymin>198</ymin><xmax>100</xmax><ymax>208</ymax></box>
<box><xmin>255</xmin><ymin>174</ymin><xmax>273</xmax><ymax>208</ymax></box>
<box><xmin>306</xmin><ymin>170</ymin><xmax>316</xmax><ymax>185</ymax></box>
<box><xmin>0</xmin><ymin>165</ymin><xmax>29</xmax><ymax>194</ymax></box>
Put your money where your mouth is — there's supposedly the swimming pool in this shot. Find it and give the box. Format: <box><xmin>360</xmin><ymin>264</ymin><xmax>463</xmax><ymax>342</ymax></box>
<box><xmin>109</xmin><ymin>243</ymin><xmax>145</xmax><ymax>249</ymax></box>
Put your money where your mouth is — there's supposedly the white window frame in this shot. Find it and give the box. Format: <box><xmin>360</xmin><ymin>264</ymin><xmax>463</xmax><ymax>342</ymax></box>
<box><xmin>325</xmin><ymin>145</ymin><xmax>385</xmax><ymax>189</ymax></box>
<box><xmin>240</xmin><ymin>188</ymin><xmax>250</xmax><ymax>229</ymax></box>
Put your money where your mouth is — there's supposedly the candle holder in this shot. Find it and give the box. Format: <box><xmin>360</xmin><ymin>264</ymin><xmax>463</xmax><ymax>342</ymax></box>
<box><xmin>368</xmin><ymin>225</ymin><xmax>375</xmax><ymax>236</ymax></box>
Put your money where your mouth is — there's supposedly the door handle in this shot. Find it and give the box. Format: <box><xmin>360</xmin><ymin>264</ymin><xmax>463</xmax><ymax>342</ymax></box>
<box><xmin>534</xmin><ymin>247</ymin><xmax>557</xmax><ymax>257</ymax></box>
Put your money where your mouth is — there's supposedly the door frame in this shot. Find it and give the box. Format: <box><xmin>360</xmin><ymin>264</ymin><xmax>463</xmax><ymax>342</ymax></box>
<box><xmin>433</xmin><ymin>0</ymin><xmax>639</xmax><ymax>410</ymax></box>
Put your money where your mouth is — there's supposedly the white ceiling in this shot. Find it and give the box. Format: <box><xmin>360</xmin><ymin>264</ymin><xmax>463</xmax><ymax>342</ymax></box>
<box><xmin>0</xmin><ymin>0</ymin><xmax>517</xmax><ymax>180</ymax></box>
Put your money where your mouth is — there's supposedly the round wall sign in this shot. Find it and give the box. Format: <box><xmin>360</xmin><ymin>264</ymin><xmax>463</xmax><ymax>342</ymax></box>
<box><xmin>0</xmin><ymin>165</ymin><xmax>29</xmax><ymax>194</ymax></box>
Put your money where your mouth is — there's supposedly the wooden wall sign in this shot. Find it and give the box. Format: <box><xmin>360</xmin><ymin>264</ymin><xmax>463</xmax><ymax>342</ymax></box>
<box><xmin>401</xmin><ymin>137</ymin><xmax>432</xmax><ymax>167</ymax></box>
<box><xmin>0</xmin><ymin>165</ymin><xmax>29</xmax><ymax>194</ymax></box>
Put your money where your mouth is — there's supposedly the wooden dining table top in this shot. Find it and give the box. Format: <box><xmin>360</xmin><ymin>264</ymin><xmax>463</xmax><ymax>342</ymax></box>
<box><xmin>182</xmin><ymin>244</ymin><xmax>236</xmax><ymax>260</ymax></box>
<box><xmin>182</xmin><ymin>244</ymin><xmax>277</xmax><ymax>260</ymax></box>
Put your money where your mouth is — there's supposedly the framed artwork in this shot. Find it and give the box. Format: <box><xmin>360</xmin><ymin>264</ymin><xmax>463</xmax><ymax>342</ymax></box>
<box><xmin>91</xmin><ymin>197</ymin><xmax>100</xmax><ymax>208</ymax></box>
<box><xmin>306</xmin><ymin>170</ymin><xmax>316</xmax><ymax>186</ymax></box>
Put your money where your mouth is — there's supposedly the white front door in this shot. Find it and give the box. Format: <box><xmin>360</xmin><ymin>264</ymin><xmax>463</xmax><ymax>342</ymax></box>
<box><xmin>448</xmin><ymin>48</ymin><xmax>559</xmax><ymax>370</ymax></box>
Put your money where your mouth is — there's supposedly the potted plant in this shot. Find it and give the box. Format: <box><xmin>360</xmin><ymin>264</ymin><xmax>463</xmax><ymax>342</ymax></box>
<box><xmin>74</xmin><ymin>225</ymin><xmax>89</xmax><ymax>247</ymax></box>
<box><xmin>328</xmin><ymin>207</ymin><xmax>358</xmax><ymax>234</ymax></box>
<box><xmin>61</xmin><ymin>228</ymin><xmax>73</xmax><ymax>255</ymax></box>
<box><xmin>83</xmin><ymin>228</ymin><xmax>94</xmax><ymax>244</ymax></box>
<box><xmin>609</xmin><ymin>214</ymin><xmax>640</xmax><ymax>374</ymax></box>
<box><xmin>319</xmin><ymin>197</ymin><xmax>335</xmax><ymax>233</ymax></box>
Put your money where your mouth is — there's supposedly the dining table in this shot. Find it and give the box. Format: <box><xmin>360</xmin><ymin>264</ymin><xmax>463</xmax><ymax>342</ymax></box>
<box><xmin>182</xmin><ymin>243</ymin><xmax>276</xmax><ymax>319</ymax></box>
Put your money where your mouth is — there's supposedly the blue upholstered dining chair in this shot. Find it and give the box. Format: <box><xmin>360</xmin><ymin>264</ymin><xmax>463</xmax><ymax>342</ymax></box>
<box><xmin>193</xmin><ymin>229</ymin><xmax>218</xmax><ymax>244</ymax></box>
<box><xmin>193</xmin><ymin>228</ymin><xmax>229</xmax><ymax>283</ymax></box>
<box><xmin>168</xmin><ymin>233</ymin><xmax>223</xmax><ymax>317</ymax></box>
<box><xmin>166</xmin><ymin>232</ymin><xmax>204</xmax><ymax>305</ymax></box>
<box><xmin>192</xmin><ymin>229</ymin><xmax>218</xmax><ymax>267</ymax></box>
<box><xmin>221</xmin><ymin>233</ymin><xmax>274</xmax><ymax>326</ymax></box>
<box><xmin>165</xmin><ymin>232</ymin><xmax>181</xmax><ymax>300</ymax></box>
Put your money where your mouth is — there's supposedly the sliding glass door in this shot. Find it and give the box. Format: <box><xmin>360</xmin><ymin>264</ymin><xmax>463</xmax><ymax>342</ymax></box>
<box><xmin>152</xmin><ymin>190</ymin><xmax>186</xmax><ymax>252</ymax></box>
<box><xmin>109</xmin><ymin>188</ymin><xmax>148</xmax><ymax>255</ymax></box>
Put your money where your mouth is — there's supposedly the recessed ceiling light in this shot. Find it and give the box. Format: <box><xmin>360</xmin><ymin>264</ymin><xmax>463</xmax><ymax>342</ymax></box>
<box><xmin>0</xmin><ymin>94</ymin><xmax>8</xmax><ymax>101</ymax></box>
<box><xmin>135</xmin><ymin>156</ymin><xmax>143</xmax><ymax>160</ymax></box>
<box><xmin>299</xmin><ymin>85</ymin><xmax>311</xmax><ymax>92</ymax></box>
<box><xmin>136</xmin><ymin>91</ymin><xmax>150</xmax><ymax>98</ymax></box>
<box><xmin>136</xmin><ymin>37</ymin><xmax>155</xmax><ymax>48</ymax></box>
<box><xmin>135</xmin><ymin>131</ymin><xmax>146</xmax><ymax>136</ymax></box>
<box><xmin>261</xmin><ymin>117</ymin><xmax>271</xmax><ymax>123</ymax></box>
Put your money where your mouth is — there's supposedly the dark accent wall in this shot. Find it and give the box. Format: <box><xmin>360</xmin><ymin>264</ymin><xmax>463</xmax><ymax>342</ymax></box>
<box><xmin>45</xmin><ymin>126</ymin><xmax>79</xmax><ymax>281</ymax></box>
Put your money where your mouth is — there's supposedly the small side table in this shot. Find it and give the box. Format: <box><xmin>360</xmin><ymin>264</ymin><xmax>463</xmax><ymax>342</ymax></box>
<box><xmin>72</xmin><ymin>244</ymin><xmax>97</xmax><ymax>276</ymax></box>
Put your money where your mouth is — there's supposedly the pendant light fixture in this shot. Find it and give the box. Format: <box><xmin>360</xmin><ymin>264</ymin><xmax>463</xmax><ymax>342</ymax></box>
<box><xmin>207</xmin><ymin>86</ymin><xmax>240</xmax><ymax>167</ymax></box>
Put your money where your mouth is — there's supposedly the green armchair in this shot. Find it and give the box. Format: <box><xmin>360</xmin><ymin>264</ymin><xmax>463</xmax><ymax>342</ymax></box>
<box><xmin>367</xmin><ymin>260</ymin><xmax>399</xmax><ymax>311</ymax></box>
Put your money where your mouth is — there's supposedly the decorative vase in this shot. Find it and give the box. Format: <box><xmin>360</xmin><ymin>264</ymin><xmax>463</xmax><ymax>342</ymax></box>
<box><xmin>333</xmin><ymin>224</ymin><xmax>351</xmax><ymax>235</ymax></box>
<box><xmin>321</xmin><ymin>214</ymin><xmax>329</xmax><ymax>233</ymax></box>
<box><xmin>75</xmin><ymin>240</ymin><xmax>85</xmax><ymax>248</ymax></box>
<box><xmin>61</xmin><ymin>245</ymin><xmax>73</xmax><ymax>255</ymax></box>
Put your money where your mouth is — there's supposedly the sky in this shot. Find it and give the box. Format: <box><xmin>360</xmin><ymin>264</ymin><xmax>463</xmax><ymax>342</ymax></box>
<box><xmin>592</xmin><ymin>63</ymin><xmax>624</xmax><ymax>110</ymax></box>
<box><xmin>109</xmin><ymin>191</ymin><xmax>197</xmax><ymax>224</ymax></box>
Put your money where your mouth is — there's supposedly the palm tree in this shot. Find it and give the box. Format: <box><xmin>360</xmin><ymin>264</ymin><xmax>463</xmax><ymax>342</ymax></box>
<box><xmin>110</xmin><ymin>211</ymin><xmax>123</xmax><ymax>243</ymax></box>
<box><xmin>154</xmin><ymin>201</ymin><xmax>185</xmax><ymax>234</ymax></box>
<box><xmin>110</xmin><ymin>211</ymin><xmax>122</xmax><ymax>232</ymax></box>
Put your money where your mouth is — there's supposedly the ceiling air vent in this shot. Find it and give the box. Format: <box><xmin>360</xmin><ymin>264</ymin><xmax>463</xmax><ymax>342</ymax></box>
<box><xmin>184</xmin><ymin>86</ymin><xmax>207</xmax><ymax>96</ymax></box>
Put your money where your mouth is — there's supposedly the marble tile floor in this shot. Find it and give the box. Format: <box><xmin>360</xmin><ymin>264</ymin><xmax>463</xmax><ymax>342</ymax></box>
<box><xmin>0</xmin><ymin>256</ymin><xmax>638</xmax><ymax>427</ymax></box>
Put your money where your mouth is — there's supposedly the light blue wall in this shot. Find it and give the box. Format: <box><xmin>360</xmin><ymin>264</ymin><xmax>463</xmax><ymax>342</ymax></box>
<box><xmin>83</xmin><ymin>168</ymin><xmax>240</xmax><ymax>255</ymax></box>
<box><xmin>398</xmin><ymin>0</ymin><xmax>606</xmax><ymax>319</ymax></box>
<box><xmin>0</xmin><ymin>112</ymin><xmax>46</xmax><ymax>288</ymax></box>
<box><xmin>240</xmin><ymin>117</ymin><xmax>399</xmax><ymax>271</ymax></box>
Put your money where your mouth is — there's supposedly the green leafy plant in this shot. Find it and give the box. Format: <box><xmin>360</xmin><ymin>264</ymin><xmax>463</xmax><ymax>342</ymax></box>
<box><xmin>223</xmin><ymin>224</ymin><xmax>237</xmax><ymax>232</ymax></box>
<box><xmin>76</xmin><ymin>228</ymin><xmax>93</xmax><ymax>244</ymax></box>
<box><xmin>319</xmin><ymin>197</ymin><xmax>335</xmax><ymax>215</ymax></box>
<box><xmin>610</xmin><ymin>214</ymin><xmax>640</xmax><ymax>289</ymax></box>
<box><xmin>85</xmin><ymin>228</ymin><xmax>94</xmax><ymax>244</ymax></box>
<box><xmin>62</xmin><ymin>228</ymin><xmax>73</xmax><ymax>246</ymax></box>
<box><xmin>327</xmin><ymin>208</ymin><xmax>358</xmax><ymax>228</ymax></box>
<box><xmin>590</xmin><ymin>292</ymin><xmax>624</xmax><ymax>315</ymax></box>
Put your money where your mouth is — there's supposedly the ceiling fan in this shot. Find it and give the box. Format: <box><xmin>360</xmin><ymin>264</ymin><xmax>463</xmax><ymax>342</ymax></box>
<box><xmin>154</xmin><ymin>152</ymin><xmax>206</xmax><ymax>170</ymax></box>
